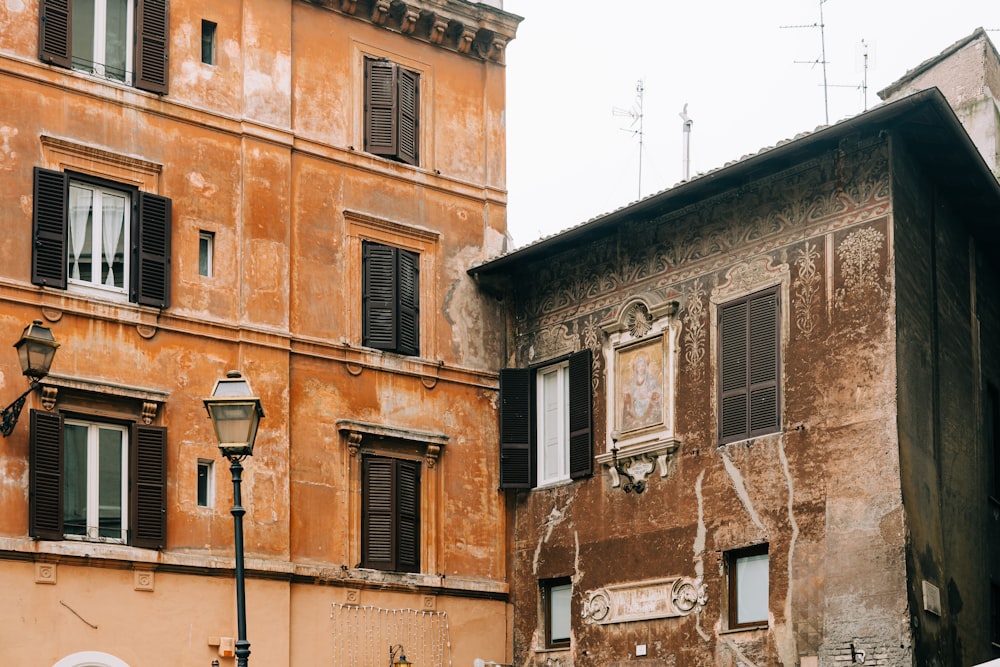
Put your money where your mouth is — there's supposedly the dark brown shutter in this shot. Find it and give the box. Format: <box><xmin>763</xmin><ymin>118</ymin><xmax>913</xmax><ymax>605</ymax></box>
<box><xmin>748</xmin><ymin>292</ymin><xmax>780</xmax><ymax>436</ymax></box>
<box><xmin>396</xmin><ymin>459</ymin><xmax>420</xmax><ymax>572</ymax></box>
<box><xmin>396</xmin><ymin>67</ymin><xmax>419</xmax><ymax>165</ymax></box>
<box><xmin>133</xmin><ymin>191</ymin><xmax>171</xmax><ymax>308</ymax></box>
<box><xmin>362</xmin><ymin>456</ymin><xmax>395</xmax><ymax>570</ymax></box>
<box><xmin>363</xmin><ymin>242</ymin><xmax>397</xmax><ymax>351</ymax></box>
<box><xmin>500</xmin><ymin>368</ymin><xmax>535</xmax><ymax>489</ymax></box>
<box><xmin>568</xmin><ymin>350</ymin><xmax>593</xmax><ymax>479</ymax></box>
<box><xmin>397</xmin><ymin>248</ymin><xmax>419</xmax><ymax>355</ymax></box>
<box><xmin>719</xmin><ymin>289</ymin><xmax>780</xmax><ymax>444</ymax></box>
<box><xmin>365</xmin><ymin>59</ymin><xmax>397</xmax><ymax>156</ymax></box>
<box><xmin>131</xmin><ymin>425</ymin><xmax>166</xmax><ymax>549</ymax></box>
<box><xmin>32</xmin><ymin>168</ymin><xmax>68</xmax><ymax>289</ymax></box>
<box><xmin>38</xmin><ymin>0</ymin><xmax>72</xmax><ymax>68</ymax></box>
<box><xmin>29</xmin><ymin>410</ymin><xmax>64</xmax><ymax>540</ymax></box>
<box><xmin>134</xmin><ymin>0</ymin><xmax>169</xmax><ymax>94</ymax></box>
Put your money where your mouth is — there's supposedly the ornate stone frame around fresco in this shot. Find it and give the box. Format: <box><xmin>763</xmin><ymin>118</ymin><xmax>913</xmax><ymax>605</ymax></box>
<box><xmin>596</xmin><ymin>294</ymin><xmax>682</xmax><ymax>490</ymax></box>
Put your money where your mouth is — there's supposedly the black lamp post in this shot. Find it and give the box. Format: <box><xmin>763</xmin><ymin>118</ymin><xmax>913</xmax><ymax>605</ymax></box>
<box><xmin>1</xmin><ymin>320</ymin><xmax>59</xmax><ymax>438</ymax></box>
<box><xmin>204</xmin><ymin>370</ymin><xmax>265</xmax><ymax>667</ymax></box>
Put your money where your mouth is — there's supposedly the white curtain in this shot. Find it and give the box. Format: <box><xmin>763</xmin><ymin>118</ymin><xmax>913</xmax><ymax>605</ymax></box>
<box><xmin>68</xmin><ymin>186</ymin><xmax>93</xmax><ymax>281</ymax></box>
<box><xmin>101</xmin><ymin>194</ymin><xmax>125</xmax><ymax>287</ymax></box>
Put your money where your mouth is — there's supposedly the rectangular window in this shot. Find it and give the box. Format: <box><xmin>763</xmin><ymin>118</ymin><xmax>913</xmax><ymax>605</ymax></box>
<box><xmin>364</xmin><ymin>57</ymin><xmax>420</xmax><ymax>165</ymax></box>
<box><xmin>32</xmin><ymin>167</ymin><xmax>172</xmax><ymax>308</ymax></box>
<box><xmin>63</xmin><ymin>420</ymin><xmax>128</xmax><ymax>541</ymax></box>
<box><xmin>361</xmin><ymin>455</ymin><xmax>420</xmax><ymax>573</ymax></box>
<box><xmin>542</xmin><ymin>578</ymin><xmax>572</xmax><ymax>649</ymax></box>
<box><xmin>728</xmin><ymin>544</ymin><xmax>769</xmax><ymax>629</ymax></box>
<box><xmin>718</xmin><ymin>288</ymin><xmax>781</xmax><ymax>444</ymax></box>
<box><xmin>199</xmin><ymin>231</ymin><xmax>214</xmax><ymax>277</ymax></box>
<box><xmin>38</xmin><ymin>0</ymin><xmax>169</xmax><ymax>93</ymax></box>
<box><xmin>197</xmin><ymin>459</ymin><xmax>213</xmax><ymax>507</ymax></box>
<box><xmin>200</xmin><ymin>20</ymin><xmax>216</xmax><ymax>65</ymax></box>
<box><xmin>499</xmin><ymin>350</ymin><xmax>592</xmax><ymax>489</ymax></box>
<box><xmin>362</xmin><ymin>241</ymin><xmax>419</xmax><ymax>356</ymax></box>
<box><xmin>29</xmin><ymin>410</ymin><xmax>167</xmax><ymax>548</ymax></box>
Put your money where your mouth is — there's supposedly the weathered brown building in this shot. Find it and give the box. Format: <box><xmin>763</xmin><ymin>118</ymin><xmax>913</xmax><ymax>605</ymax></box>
<box><xmin>0</xmin><ymin>1</ymin><xmax>519</xmax><ymax>665</ymax></box>
<box><xmin>471</xmin><ymin>53</ymin><xmax>1000</xmax><ymax>667</ymax></box>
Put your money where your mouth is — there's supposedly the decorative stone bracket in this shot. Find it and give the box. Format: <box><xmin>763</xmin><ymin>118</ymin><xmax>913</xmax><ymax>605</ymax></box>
<box><xmin>581</xmin><ymin>576</ymin><xmax>706</xmax><ymax>625</ymax></box>
<box><xmin>595</xmin><ymin>438</ymin><xmax>679</xmax><ymax>493</ymax></box>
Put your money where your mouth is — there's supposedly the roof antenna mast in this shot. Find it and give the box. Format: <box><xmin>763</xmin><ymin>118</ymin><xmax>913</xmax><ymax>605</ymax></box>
<box><xmin>679</xmin><ymin>104</ymin><xmax>693</xmax><ymax>181</ymax></box>
<box><xmin>613</xmin><ymin>79</ymin><xmax>645</xmax><ymax>198</ymax></box>
<box><xmin>782</xmin><ymin>0</ymin><xmax>831</xmax><ymax>124</ymax></box>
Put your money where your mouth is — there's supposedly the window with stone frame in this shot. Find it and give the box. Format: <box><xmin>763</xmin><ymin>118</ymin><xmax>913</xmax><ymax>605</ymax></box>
<box><xmin>364</xmin><ymin>57</ymin><xmax>419</xmax><ymax>165</ymax></box>
<box><xmin>499</xmin><ymin>350</ymin><xmax>592</xmax><ymax>489</ymax></box>
<box><xmin>541</xmin><ymin>577</ymin><xmax>572</xmax><ymax>649</ymax></box>
<box><xmin>32</xmin><ymin>167</ymin><xmax>172</xmax><ymax>308</ymax></box>
<box><xmin>38</xmin><ymin>0</ymin><xmax>169</xmax><ymax>93</ymax></box>
<box><xmin>718</xmin><ymin>287</ymin><xmax>781</xmax><ymax>444</ymax></box>
<box><xmin>30</xmin><ymin>407</ymin><xmax>166</xmax><ymax>549</ymax></box>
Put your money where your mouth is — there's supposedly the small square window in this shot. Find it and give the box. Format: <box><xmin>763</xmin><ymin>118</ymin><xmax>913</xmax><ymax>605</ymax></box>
<box><xmin>199</xmin><ymin>231</ymin><xmax>214</xmax><ymax>277</ymax></box>
<box><xmin>728</xmin><ymin>544</ymin><xmax>769</xmax><ymax>629</ymax></box>
<box><xmin>201</xmin><ymin>20</ymin><xmax>217</xmax><ymax>65</ymax></box>
<box><xmin>542</xmin><ymin>577</ymin><xmax>571</xmax><ymax>649</ymax></box>
<box><xmin>197</xmin><ymin>459</ymin><xmax>214</xmax><ymax>508</ymax></box>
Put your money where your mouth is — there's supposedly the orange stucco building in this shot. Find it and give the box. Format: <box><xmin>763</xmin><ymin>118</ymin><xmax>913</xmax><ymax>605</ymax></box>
<box><xmin>0</xmin><ymin>1</ymin><xmax>520</xmax><ymax>665</ymax></box>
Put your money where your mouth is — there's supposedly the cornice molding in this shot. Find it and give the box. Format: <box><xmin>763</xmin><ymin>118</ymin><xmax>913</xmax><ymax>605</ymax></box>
<box><xmin>306</xmin><ymin>0</ymin><xmax>521</xmax><ymax>63</ymax></box>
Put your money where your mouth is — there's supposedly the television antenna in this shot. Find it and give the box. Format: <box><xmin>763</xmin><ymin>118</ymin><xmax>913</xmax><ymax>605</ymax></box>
<box><xmin>613</xmin><ymin>79</ymin><xmax>645</xmax><ymax>199</ymax></box>
<box><xmin>827</xmin><ymin>38</ymin><xmax>874</xmax><ymax>112</ymax></box>
<box><xmin>782</xmin><ymin>0</ymin><xmax>831</xmax><ymax>124</ymax></box>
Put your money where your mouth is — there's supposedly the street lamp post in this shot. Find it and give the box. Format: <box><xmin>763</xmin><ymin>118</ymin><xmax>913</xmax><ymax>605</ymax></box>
<box><xmin>1</xmin><ymin>320</ymin><xmax>59</xmax><ymax>437</ymax></box>
<box><xmin>204</xmin><ymin>370</ymin><xmax>265</xmax><ymax>667</ymax></box>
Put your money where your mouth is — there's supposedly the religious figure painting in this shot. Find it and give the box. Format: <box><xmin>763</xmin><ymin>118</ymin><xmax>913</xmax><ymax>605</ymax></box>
<box><xmin>617</xmin><ymin>339</ymin><xmax>664</xmax><ymax>433</ymax></box>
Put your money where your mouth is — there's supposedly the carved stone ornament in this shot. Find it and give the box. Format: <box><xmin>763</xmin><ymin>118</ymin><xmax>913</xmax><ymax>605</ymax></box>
<box><xmin>597</xmin><ymin>439</ymin><xmax>679</xmax><ymax>492</ymax></box>
<box><xmin>582</xmin><ymin>576</ymin><xmax>707</xmax><ymax>624</ymax></box>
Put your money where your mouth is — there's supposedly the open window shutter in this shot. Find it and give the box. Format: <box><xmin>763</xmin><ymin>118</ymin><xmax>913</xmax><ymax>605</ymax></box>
<box><xmin>365</xmin><ymin>59</ymin><xmax>397</xmax><ymax>157</ymax></box>
<box><xmin>38</xmin><ymin>0</ymin><xmax>72</xmax><ymax>68</ymax></box>
<box><xmin>363</xmin><ymin>242</ymin><xmax>397</xmax><ymax>351</ymax></box>
<box><xmin>396</xmin><ymin>459</ymin><xmax>420</xmax><ymax>572</ymax></box>
<box><xmin>396</xmin><ymin>67</ymin><xmax>419</xmax><ymax>165</ymax></box>
<box><xmin>131</xmin><ymin>425</ymin><xmax>166</xmax><ymax>549</ymax></box>
<box><xmin>397</xmin><ymin>248</ymin><xmax>419</xmax><ymax>355</ymax></box>
<box><xmin>747</xmin><ymin>291</ymin><xmax>780</xmax><ymax>436</ymax></box>
<box><xmin>500</xmin><ymin>368</ymin><xmax>535</xmax><ymax>489</ymax></box>
<box><xmin>30</xmin><ymin>410</ymin><xmax>64</xmax><ymax>540</ymax></box>
<box><xmin>568</xmin><ymin>350</ymin><xmax>593</xmax><ymax>479</ymax></box>
<box><xmin>362</xmin><ymin>456</ymin><xmax>395</xmax><ymax>570</ymax></box>
<box><xmin>32</xmin><ymin>167</ymin><xmax>68</xmax><ymax>289</ymax></box>
<box><xmin>133</xmin><ymin>191</ymin><xmax>171</xmax><ymax>308</ymax></box>
<box><xmin>135</xmin><ymin>0</ymin><xmax>170</xmax><ymax>94</ymax></box>
<box><xmin>719</xmin><ymin>300</ymin><xmax>749</xmax><ymax>443</ymax></box>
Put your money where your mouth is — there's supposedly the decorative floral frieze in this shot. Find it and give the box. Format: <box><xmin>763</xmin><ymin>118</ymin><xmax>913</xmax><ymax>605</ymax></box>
<box><xmin>793</xmin><ymin>241</ymin><xmax>822</xmax><ymax>338</ymax></box>
<box><xmin>581</xmin><ymin>576</ymin><xmax>707</xmax><ymax>624</ymax></box>
<box><xmin>835</xmin><ymin>225</ymin><xmax>886</xmax><ymax>308</ymax></box>
<box><xmin>682</xmin><ymin>279</ymin><xmax>707</xmax><ymax>380</ymax></box>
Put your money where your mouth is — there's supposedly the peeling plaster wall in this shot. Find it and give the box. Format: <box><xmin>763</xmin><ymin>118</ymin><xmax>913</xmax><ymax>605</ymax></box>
<box><xmin>504</xmin><ymin>140</ymin><xmax>921</xmax><ymax>666</ymax></box>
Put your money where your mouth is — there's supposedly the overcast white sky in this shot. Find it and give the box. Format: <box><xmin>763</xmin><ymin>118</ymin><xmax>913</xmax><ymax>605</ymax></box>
<box><xmin>500</xmin><ymin>1</ymin><xmax>998</xmax><ymax>248</ymax></box>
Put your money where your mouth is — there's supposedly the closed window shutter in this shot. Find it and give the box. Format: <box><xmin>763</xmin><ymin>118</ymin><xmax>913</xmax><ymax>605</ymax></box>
<box><xmin>719</xmin><ymin>289</ymin><xmax>780</xmax><ymax>443</ymax></box>
<box><xmin>363</xmin><ymin>242</ymin><xmax>398</xmax><ymax>350</ymax></box>
<box><xmin>131</xmin><ymin>424</ymin><xmax>166</xmax><ymax>549</ymax></box>
<box><xmin>395</xmin><ymin>459</ymin><xmax>420</xmax><ymax>572</ymax></box>
<box><xmin>568</xmin><ymin>350</ymin><xmax>593</xmax><ymax>479</ymax></box>
<box><xmin>748</xmin><ymin>292</ymin><xmax>779</xmax><ymax>436</ymax></box>
<box><xmin>362</xmin><ymin>456</ymin><xmax>395</xmax><ymax>570</ymax></box>
<box><xmin>133</xmin><ymin>191</ymin><xmax>171</xmax><ymax>308</ymax></box>
<box><xmin>134</xmin><ymin>0</ymin><xmax>170</xmax><ymax>94</ymax></box>
<box><xmin>32</xmin><ymin>167</ymin><xmax>68</xmax><ymax>289</ymax></box>
<box><xmin>365</xmin><ymin>59</ymin><xmax>397</xmax><ymax>156</ymax></box>
<box><xmin>396</xmin><ymin>67</ymin><xmax>419</xmax><ymax>165</ymax></box>
<box><xmin>29</xmin><ymin>410</ymin><xmax>64</xmax><ymax>540</ymax></box>
<box><xmin>500</xmin><ymin>368</ymin><xmax>535</xmax><ymax>489</ymax></box>
<box><xmin>38</xmin><ymin>0</ymin><xmax>72</xmax><ymax>68</ymax></box>
<box><xmin>397</xmin><ymin>248</ymin><xmax>419</xmax><ymax>355</ymax></box>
